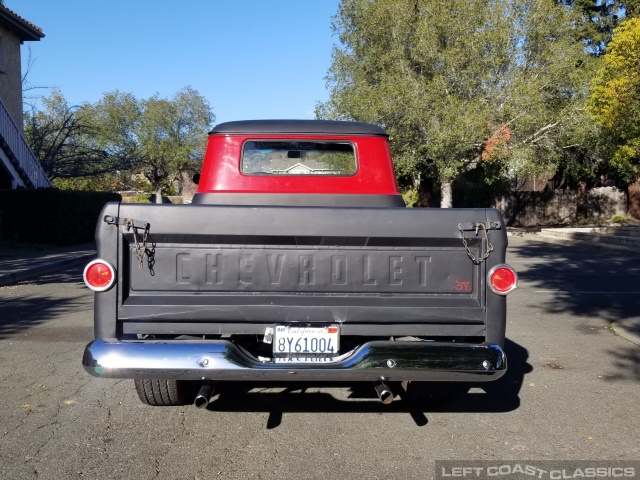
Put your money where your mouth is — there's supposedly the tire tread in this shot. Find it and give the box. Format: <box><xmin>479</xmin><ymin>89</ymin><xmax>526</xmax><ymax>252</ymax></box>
<box><xmin>134</xmin><ymin>379</ymin><xmax>186</xmax><ymax>406</ymax></box>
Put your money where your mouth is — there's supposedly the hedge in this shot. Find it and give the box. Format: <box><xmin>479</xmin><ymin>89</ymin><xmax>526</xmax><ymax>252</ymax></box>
<box><xmin>0</xmin><ymin>189</ymin><xmax>121</xmax><ymax>246</ymax></box>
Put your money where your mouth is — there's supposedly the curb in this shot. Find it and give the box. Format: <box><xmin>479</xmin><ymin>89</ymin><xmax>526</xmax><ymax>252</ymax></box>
<box><xmin>611</xmin><ymin>323</ymin><xmax>640</xmax><ymax>347</ymax></box>
<box><xmin>0</xmin><ymin>252</ymin><xmax>95</xmax><ymax>287</ymax></box>
<box><xmin>538</xmin><ymin>229</ymin><xmax>640</xmax><ymax>249</ymax></box>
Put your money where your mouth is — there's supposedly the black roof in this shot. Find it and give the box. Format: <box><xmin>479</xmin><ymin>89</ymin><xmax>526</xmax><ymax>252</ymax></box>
<box><xmin>210</xmin><ymin>120</ymin><xmax>388</xmax><ymax>137</ymax></box>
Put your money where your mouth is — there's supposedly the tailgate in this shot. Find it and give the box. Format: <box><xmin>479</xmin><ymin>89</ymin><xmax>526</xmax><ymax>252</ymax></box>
<box><xmin>95</xmin><ymin>203</ymin><xmax>507</xmax><ymax>341</ymax></box>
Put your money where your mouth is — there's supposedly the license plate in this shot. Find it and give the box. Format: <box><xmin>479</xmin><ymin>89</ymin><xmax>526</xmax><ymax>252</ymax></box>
<box><xmin>273</xmin><ymin>325</ymin><xmax>339</xmax><ymax>358</ymax></box>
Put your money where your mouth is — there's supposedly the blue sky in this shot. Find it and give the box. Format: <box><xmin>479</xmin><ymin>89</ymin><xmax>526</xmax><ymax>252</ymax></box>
<box><xmin>6</xmin><ymin>0</ymin><xmax>341</xmax><ymax>125</ymax></box>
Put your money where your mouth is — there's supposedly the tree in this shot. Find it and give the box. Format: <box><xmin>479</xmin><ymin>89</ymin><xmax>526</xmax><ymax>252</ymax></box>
<box><xmin>318</xmin><ymin>0</ymin><xmax>593</xmax><ymax>207</ymax></box>
<box><xmin>587</xmin><ymin>17</ymin><xmax>640</xmax><ymax>184</ymax></box>
<box><xmin>135</xmin><ymin>87</ymin><xmax>213</xmax><ymax>202</ymax></box>
<box><xmin>558</xmin><ymin>0</ymin><xmax>626</xmax><ymax>55</ymax></box>
<box><xmin>23</xmin><ymin>89</ymin><xmax>130</xmax><ymax>180</ymax></box>
<box><xmin>76</xmin><ymin>87</ymin><xmax>213</xmax><ymax>200</ymax></box>
<box><xmin>24</xmin><ymin>87</ymin><xmax>214</xmax><ymax>198</ymax></box>
<box><xmin>21</xmin><ymin>46</ymin><xmax>49</xmax><ymax>111</ymax></box>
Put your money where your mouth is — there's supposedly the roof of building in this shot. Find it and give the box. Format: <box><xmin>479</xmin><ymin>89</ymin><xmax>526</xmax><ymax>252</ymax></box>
<box><xmin>0</xmin><ymin>5</ymin><xmax>44</xmax><ymax>41</ymax></box>
<box><xmin>210</xmin><ymin>120</ymin><xmax>388</xmax><ymax>137</ymax></box>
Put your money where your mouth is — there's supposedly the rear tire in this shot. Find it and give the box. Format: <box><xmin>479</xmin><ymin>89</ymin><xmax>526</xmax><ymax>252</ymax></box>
<box><xmin>134</xmin><ymin>379</ymin><xmax>189</xmax><ymax>406</ymax></box>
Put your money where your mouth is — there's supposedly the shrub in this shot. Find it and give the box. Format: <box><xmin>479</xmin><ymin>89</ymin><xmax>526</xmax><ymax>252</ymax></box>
<box><xmin>0</xmin><ymin>189</ymin><xmax>121</xmax><ymax>246</ymax></box>
<box><xmin>611</xmin><ymin>215</ymin><xmax>631</xmax><ymax>224</ymax></box>
<box><xmin>124</xmin><ymin>194</ymin><xmax>152</xmax><ymax>203</ymax></box>
<box><xmin>401</xmin><ymin>189</ymin><xmax>417</xmax><ymax>207</ymax></box>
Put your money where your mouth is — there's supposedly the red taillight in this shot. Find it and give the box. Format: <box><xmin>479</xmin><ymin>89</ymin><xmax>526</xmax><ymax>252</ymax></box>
<box><xmin>488</xmin><ymin>264</ymin><xmax>517</xmax><ymax>295</ymax></box>
<box><xmin>83</xmin><ymin>260</ymin><xmax>116</xmax><ymax>292</ymax></box>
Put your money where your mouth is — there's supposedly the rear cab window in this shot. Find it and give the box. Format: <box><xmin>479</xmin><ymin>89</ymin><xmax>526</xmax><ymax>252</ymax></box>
<box><xmin>241</xmin><ymin>141</ymin><xmax>357</xmax><ymax>176</ymax></box>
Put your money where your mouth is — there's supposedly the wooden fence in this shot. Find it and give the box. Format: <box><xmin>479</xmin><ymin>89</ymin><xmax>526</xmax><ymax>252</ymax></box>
<box><xmin>492</xmin><ymin>187</ymin><xmax>629</xmax><ymax>227</ymax></box>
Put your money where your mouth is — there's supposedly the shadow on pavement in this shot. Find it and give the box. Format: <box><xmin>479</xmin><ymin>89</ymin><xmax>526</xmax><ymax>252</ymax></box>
<box><xmin>510</xmin><ymin>239</ymin><xmax>640</xmax><ymax>382</ymax></box>
<box><xmin>0</xmin><ymin>267</ymin><xmax>89</xmax><ymax>340</ymax></box>
<box><xmin>17</xmin><ymin>267</ymin><xmax>87</xmax><ymax>286</ymax></box>
<box><xmin>202</xmin><ymin>338</ymin><xmax>532</xmax><ymax>429</ymax></box>
<box><xmin>510</xmin><ymin>240</ymin><xmax>640</xmax><ymax>324</ymax></box>
<box><xmin>0</xmin><ymin>293</ymin><xmax>87</xmax><ymax>340</ymax></box>
<box><xmin>604</xmin><ymin>345</ymin><xmax>640</xmax><ymax>382</ymax></box>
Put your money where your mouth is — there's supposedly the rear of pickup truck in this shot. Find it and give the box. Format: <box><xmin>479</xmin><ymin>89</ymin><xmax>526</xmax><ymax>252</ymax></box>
<box><xmin>82</xmin><ymin>119</ymin><xmax>516</xmax><ymax>406</ymax></box>
<box><xmin>83</xmin><ymin>201</ymin><xmax>513</xmax><ymax>404</ymax></box>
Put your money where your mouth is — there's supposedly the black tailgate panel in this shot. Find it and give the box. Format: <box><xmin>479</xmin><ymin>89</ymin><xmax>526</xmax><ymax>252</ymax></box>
<box><xmin>101</xmin><ymin>203</ymin><xmax>507</xmax><ymax>338</ymax></box>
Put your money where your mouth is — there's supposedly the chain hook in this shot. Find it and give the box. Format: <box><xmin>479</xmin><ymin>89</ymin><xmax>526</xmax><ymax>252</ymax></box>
<box><xmin>125</xmin><ymin>220</ymin><xmax>150</xmax><ymax>270</ymax></box>
<box><xmin>460</xmin><ymin>223</ymin><xmax>494</xmax><ymax>265</ymax></box>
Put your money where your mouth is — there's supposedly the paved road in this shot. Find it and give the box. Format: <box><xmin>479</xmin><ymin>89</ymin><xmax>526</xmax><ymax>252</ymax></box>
<box><xmin>0</xmin><ymin>236</ymin><xmax>638</xmax><ymax>480</ymax></box>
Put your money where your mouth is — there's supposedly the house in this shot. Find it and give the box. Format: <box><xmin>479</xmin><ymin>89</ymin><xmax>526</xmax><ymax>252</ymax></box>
<box><xmin>272</xmin><ymin>162</ymin><xmax>340</xmax><ymax>175</ymax></box>
<box><xmin>0</xmin><ymin>5</ymin><xmax>49</xmax><ymax>189</ymax></box>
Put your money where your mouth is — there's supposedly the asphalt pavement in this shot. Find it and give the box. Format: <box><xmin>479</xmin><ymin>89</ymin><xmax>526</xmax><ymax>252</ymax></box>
<box><xmin>0</xmin><ymin>242</ymin><xmax>95</xmax><ymax>288</ymax></box>
<box><xmin>1</xmin><ymin>234</ymin><xmax>638</xmax><ymax>479</ymax></box>
<box><xmin>0</xmin><ymin>224</ymin><xmax>638</xmax><ymax>345</ymax></box>
<box><xmin>511</xmin><ymin>225</ymin><xmax>640</xmax><ymax>346</ymax></box>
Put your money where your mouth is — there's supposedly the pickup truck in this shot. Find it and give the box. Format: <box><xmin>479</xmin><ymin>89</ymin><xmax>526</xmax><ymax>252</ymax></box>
<box><xmin>82</xmin><ymin>120</ymin><xmax>517</xmax><ymax>407</ymax></box>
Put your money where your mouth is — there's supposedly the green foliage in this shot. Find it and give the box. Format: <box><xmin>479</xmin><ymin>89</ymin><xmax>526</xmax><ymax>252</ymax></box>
<box><xmin>127</xmin><ymin>194</ymin><xmax>152</xmax><ymax>204</ymax></box>
<box><xmin>401</xmin><ymin>189</ymin><xmax>418</xmax><ymax>207</ymax></box>
<box><xmin>0</xmin><ymin>189</ymin><xmax>120</xmax><ymax>246</ymax></box>
<box><xmin>23</xmin><ymin>89</ymin><xmax>129</xmax><ymax>180</ymax></box>
<box><xmin>24</xmin><ymin>87</ymin><xmax>214</xmax><ymax>200</ymax></box>
<box><xmin>559</xmin><ymin>0</ymin><xmax>627</xmax><ymax>55</ymax></box>
<box><xmin>588</xmin><ymin>18</ymin><xmax>640</xmax><ymax>184</ymax></box>
<box><xmin>319</xmin><ymin>0</ymin><xmax>595</xmax><ymax>206</ymax></box>
<box><xmin>132</xmin><ymin>87</ymin><xmax>213</xmax><ymax>201</ymax></box>
<box><xmin>611</xmin><ymin>214</ymin><xmax>631</xmax><ymax>223</ymax></box>
<box><xmin>86</xmin><ymin>91</ymin><xmax>141</xmax><ymax>165</ymax></box>
<box><xmin>51</xmin><ymin>173</ymin><xmax>126</xmax><ymax>192</ymax></box>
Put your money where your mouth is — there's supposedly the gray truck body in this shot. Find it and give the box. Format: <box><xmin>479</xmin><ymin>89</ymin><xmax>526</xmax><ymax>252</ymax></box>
<box><xmin>83</xmin><ymin>202</ymin><xmax>509</xmax><ymax>383</ymax></box>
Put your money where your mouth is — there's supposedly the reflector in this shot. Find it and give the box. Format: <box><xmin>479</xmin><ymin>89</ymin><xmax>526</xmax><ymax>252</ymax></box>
<box><xmin>84</xmin><ymin>260</ymin><xmax>116</xmax><ymax>292</ymax></box>
<box><xmin>488</xmin><ymin>264</ymin><xmax>517</xmax><ymax>295</ymax></box>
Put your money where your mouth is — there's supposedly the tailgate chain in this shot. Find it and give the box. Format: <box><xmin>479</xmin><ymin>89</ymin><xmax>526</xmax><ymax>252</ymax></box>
<box><xmin>459</xmin><ymin>223</ymin><xmax>494</xmax><ymax>265</ymax></box>
<box><xmin>128</xmin><ymin>220</ymin><xmax>150</xmax><ymax>270</ymax></box>
<box><xmin>104</xmin><ymin>216</ymin><xmax>151</xmax><ymax>269</ymax></box>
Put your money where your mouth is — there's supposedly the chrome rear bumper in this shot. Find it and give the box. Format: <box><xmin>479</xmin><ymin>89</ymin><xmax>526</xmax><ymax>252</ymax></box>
<box><xmin>83</xmin><ymin>339</ymin><xmax>506</xmax><ymax>382</ymax></box>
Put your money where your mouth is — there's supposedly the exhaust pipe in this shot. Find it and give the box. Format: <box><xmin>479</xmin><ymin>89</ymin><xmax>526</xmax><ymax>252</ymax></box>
<box><xmin>194</xmin><ymin>382</ymin><xmax>216</xmax><ymax>409</ymax></box>
<box><xmin>374</xmin><ymin>378</ymin><xmax>394</xmax><ymax>404</ymax></box>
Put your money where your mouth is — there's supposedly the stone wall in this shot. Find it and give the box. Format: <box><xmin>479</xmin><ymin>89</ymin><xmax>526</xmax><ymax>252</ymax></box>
<box><xmin>493</xmin><ymin>187</ymin><xmax>629</xmax><ymax>227</ymax></box>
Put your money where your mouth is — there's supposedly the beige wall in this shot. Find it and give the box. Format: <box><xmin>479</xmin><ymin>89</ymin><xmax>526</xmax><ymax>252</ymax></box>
<box><xmin>0</xmin><ymin>27</ymin><xmax>24</xmax><ymax>133</ymax></box>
